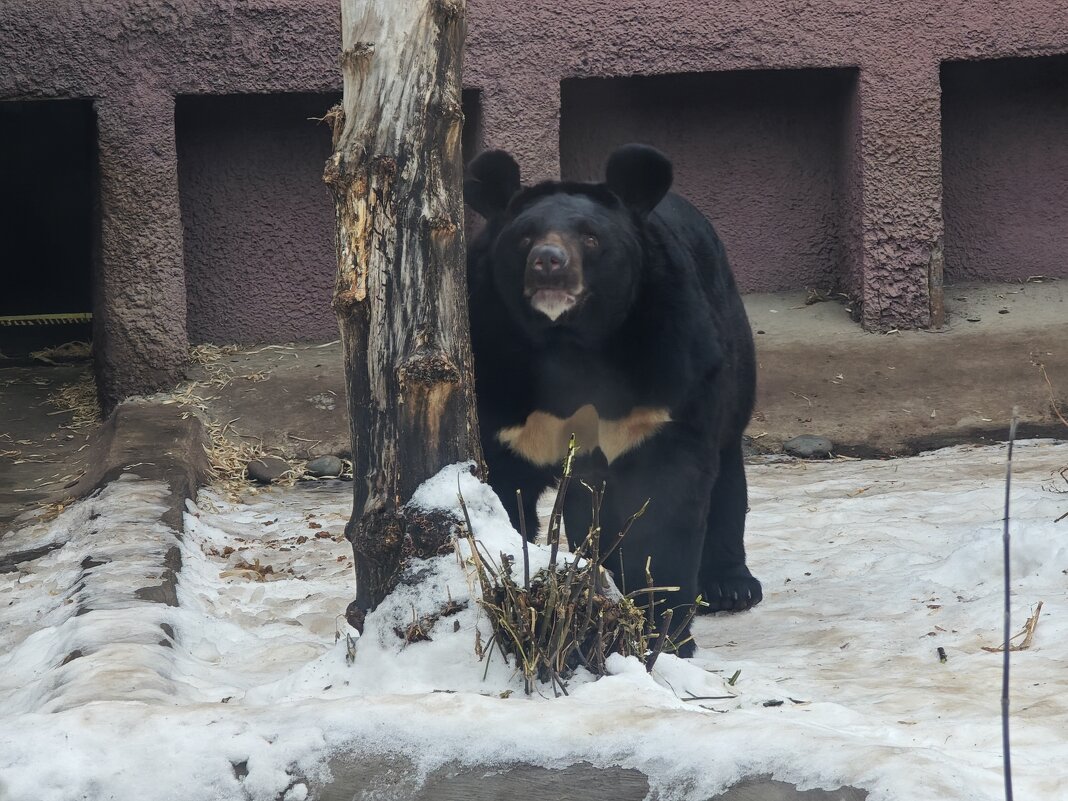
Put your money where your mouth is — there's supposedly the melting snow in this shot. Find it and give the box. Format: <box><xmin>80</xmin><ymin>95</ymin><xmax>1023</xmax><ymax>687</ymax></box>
<box><xmin>0</xmin><ymin>441</ymin><xmax>1066</xmax><ymax>800</ymax></box>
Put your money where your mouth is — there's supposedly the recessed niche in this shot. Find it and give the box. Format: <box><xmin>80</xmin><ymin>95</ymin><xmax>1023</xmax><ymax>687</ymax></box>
<box><xmin>560</xmin><ymin>68</ymin><xmax>857</xmax><ymax>294</ymax></box>
<box><xmin>942</xmin><ymin>54</ymin><xmax>1068</xmax><ymax>283</ymax></box>
<box><xmin>176</xmin><ymin>93</ymin><xmax>340</xmax><ymax>344</ymax></box>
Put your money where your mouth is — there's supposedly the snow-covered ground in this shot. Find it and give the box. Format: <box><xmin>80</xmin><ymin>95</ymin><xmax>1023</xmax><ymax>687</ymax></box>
<box><xmin>1</xmin><ymin>441</ymin><xmax>1066</xmax><ymax>801</ymax></box>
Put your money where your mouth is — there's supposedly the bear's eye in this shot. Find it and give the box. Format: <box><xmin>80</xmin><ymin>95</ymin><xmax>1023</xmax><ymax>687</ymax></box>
<box><xmin>582</xmin><ymin>234</ymin><xmax>599</xmax><ymax>249</ymax></box>
<box><xmin>518</xmin><ymin>236</ymin><xmax>532</xmax><ymax>250</ymax></box>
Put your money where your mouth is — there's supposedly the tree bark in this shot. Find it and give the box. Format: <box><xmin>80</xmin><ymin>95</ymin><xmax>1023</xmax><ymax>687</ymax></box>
<box><xmin>325</xmin><ymin>0</ymin><xmax>484</xmax><ymax>618</ymax></box>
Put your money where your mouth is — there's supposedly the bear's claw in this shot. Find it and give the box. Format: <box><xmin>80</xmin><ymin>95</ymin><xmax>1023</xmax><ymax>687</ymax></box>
<box><xmin>700</xmin><ymin>571</ymin><xmax>763</xmax><ymax>613</ymax></box>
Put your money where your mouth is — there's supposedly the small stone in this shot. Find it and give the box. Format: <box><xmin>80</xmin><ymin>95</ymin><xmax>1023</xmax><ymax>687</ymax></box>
<box><xmin>305</xmin><ymin>455</ymin><xmax>344</xmax><ymax>478</ymax></box>
<box><xmin>783</xmin><ymin>435</ymin><xmax>834</xmax><ymax>459</ymax></box>
<box><xmin>246</xmin><ymin>456</ymin><xmax>291</xmax><ymax>484</ymax></box>
<box><xmin>307</xmin><ymin>393</ymin><xmax>337</xmax><ymax>411</ymax></box>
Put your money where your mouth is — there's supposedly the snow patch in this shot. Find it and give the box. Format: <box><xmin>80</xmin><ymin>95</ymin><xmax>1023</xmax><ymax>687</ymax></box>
<box><xmin>0</xmin><ymin>443</ymin><xmax>1066</xmax><ymax>800</ymax></box>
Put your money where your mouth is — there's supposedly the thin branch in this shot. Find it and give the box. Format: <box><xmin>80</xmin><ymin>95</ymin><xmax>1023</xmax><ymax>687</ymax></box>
<box><xmin>1038</xmin><ymin>363</ymin><xmax>1068</xmax><ymax>429</ymax></box>
<box><xmin>516</xmin><ymin>489</ymin><xmax>530</xmax><ymax>589</ymax></box>
<box><xmin>1001</xmin><ymin>410</ymin><xmax>1018</xmax><ymax>801</ymax></box>
<box><xmin>598</xmin><ymin>499</ymin><xmax>650</xmax><ymax>567</ymax></box>
<box><xmin>645</xmin><ymin>608</ymin><xmax>673</xmax><ymax>672</ymax></box>
<box><xmin>547</xmin><ymin>435</ymin><xmax>578</xmax><ymax>571</ymax></box>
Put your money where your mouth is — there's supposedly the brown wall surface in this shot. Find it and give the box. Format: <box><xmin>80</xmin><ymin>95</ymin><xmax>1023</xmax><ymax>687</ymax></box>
<box><xmin>464</xmin><ymin>0</ymin><xmax>1068</xmax><ymax>330</ymax></box>
<box><xmin>0</xmin><ymin>0</ymin><xmax>340</xmax><ymax>405</ymax></box>
<box><xmin>2</xmin><ymin>0</ymin><xmax>1068</xmax><ymax>403</ymax></box>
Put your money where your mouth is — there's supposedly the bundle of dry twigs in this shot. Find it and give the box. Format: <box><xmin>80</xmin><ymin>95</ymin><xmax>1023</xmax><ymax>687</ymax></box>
<box><xmin>460</xmin><ymin>438</ymin><xmax>700</xmax><ymax>696</ymax></box>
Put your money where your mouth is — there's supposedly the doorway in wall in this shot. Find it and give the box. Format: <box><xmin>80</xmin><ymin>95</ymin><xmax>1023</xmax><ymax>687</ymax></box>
<box><xmin>0</xmin><ymin>99</ymin><xmax>95</xmax><ymax>359</ymax></box>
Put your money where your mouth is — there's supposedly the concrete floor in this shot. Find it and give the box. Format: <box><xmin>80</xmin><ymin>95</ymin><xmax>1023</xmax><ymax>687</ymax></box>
<box><xmin>2</xmin><ymin>280</ymin><xmax>1066</xmax><ymax>532</ymax></box>
<box><xmin>0</xmin><ymin>363</ymin><xmax>96</xmax><ymax>531</ymax></box>
<box><xmin>179</xmin><ymin>279</ymin><xmax>1068</xmax><ymax>462</ymax></box>
<box><xmin>746</xmin><ymin>279</ymin><xmax>1068</xmax><ymax>455</ymax></box>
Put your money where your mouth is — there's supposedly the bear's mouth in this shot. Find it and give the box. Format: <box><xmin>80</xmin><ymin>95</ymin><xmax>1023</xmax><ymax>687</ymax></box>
<box><xmin>528</xmin><ymin>289</ymin><xmax>581</xmax><ymax>321</ymax></box>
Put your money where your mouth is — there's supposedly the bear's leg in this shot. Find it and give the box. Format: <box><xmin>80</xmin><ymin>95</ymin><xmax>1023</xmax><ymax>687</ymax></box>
<box><xmin>560</xmin><ymin>452</ymin><xmax>609</xmax><ymax>552</ymax></box>
<box><xmin>600</xmin><ymin>438</ymin><xmax>712</xmax><ymax>657</ymax></box>
<box><xmin>484</xmin><ymin>445</ymin><xmax>553</xmax><ymax>541</ymax></box>
<box><xmin>698</xmin><ymin>440</ymin><xmax>763</xmax><ymax>612</ymax></box>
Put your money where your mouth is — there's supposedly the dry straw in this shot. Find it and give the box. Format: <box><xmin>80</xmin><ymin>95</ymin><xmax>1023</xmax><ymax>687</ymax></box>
<box><xmin>460</xmin><ymin>437</ymin><xmax>700</xmax><ymax>696</ymax></box>
<box><xmin>46</xmin><ymin>371</ymin><xmax>101</xmax><ymax>434</ymax></box>
<box><xmin>164</xmin><ymin>344</ymin><xmax>302</xmax><ymax>498</ymax></box>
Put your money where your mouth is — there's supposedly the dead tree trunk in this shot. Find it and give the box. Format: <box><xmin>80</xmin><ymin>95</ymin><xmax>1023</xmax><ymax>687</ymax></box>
<box><xmin>324</xmin><ymin>0</ymin><xmax>484</xmax><ymax>620</ymax></box>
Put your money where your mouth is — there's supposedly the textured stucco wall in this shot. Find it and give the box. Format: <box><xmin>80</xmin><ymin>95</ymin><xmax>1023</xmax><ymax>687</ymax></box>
<box><xmin>560</xmin><ymin>69</ymin><xmax>854</xmax><ymax>294</ymax></box>
<box><xmin>0</xmin><ymin>0</ymin><xmax>340</xmax><ymax>406</ymax></box>
<box><xmin>3</xmin><ymin>0</ymin><xmax>1068</xmax><ymax>401</ymax></box>
<box><xmin>464</xmin><ymin>0</ymin><xmax>1068</xmax><ymax>330</ymax></box>
<box><xmin>177</xmin><ymin>93</ymin><xmax>339</xmax><ymax>345</ymax></box>
<box><xmin>942</xmin><ymin>54</ymin><xmax>1068</xmax><ymax>283</ymax></box>
<box><xmin>93</xmin><ymin>88</ymin><xmax>191</xmax><ymax>410</ymax></box>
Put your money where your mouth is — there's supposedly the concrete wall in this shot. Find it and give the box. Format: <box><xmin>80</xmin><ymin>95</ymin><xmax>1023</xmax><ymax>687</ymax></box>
<box><xmin>942</xmin><ymin>54</ymin><xmax>1068</xmax><ymax>283</ymax></box>
<box><xmin>464</xmin><ymin>0</ymin><xmax>1068</xmax><ymax>332</ymax></box>
<box><xmin>0</xmin><ymin>0</ymin><xmax>338</xmax><ymax>407</ymax></box>
<box><xmin>2</xmin><ymin>0</ymin><xmax>1068</xmax><ymax>404</ymax></box>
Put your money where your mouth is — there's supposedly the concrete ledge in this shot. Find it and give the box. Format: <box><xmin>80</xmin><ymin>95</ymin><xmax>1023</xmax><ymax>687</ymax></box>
<box><xmin>1</xmin><ymin>402</ymin><xmax>209</xmax><ymax>585</ymax></box>
<box><xmin>0</xmin><ymin>401</ymin><xmax>214</xmax><ymax>711</ymax></box>
<box><xmin>71</xmin><ymin>401</ymin><xmax>210</xmax><ymax>530</ymax></box>
<box><xmin>317</xmin><ymin>758</ymin><xmax>867</xmax><ymax>801</ymax></box>
<box><xmin>72</xmin><ymin>402</ymin><xmax>208</xmax><ymax>608</ymax></box>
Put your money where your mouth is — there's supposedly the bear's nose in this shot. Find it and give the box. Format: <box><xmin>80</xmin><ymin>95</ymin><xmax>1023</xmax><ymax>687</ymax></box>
<box><xmin>528</xmin><ymin>243</ymin><xmax>568</xmax><ymax>275</ymax></box>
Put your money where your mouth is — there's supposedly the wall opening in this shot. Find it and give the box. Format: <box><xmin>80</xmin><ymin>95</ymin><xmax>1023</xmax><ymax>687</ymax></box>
<box><xmin>461</xmin><ymin>88</ymin><xmax>483</xmax><ymax>166</ymax></box>
<box><xmin>461</xmin><ymin>88</ymin><xmax>485</xmax><ymax>242</ymax></box>
<box><xmin>942</xmin><ymin>54</ymin><xmax>1068</xmax><ymax>283</ymax></box>
<box><xmin>176</xmin><ymin>92</ymin><xmax>340</xmax><ymax>345</ymax></box>
<box><xmin>560</xmin><ymin>68</ymin><xmax>857</xmax><ymax>295</ymax></box>
<box><xmin>0</xmin><ymin>99</ymin><xmax>95</xmax><ymax>357</ymax></box>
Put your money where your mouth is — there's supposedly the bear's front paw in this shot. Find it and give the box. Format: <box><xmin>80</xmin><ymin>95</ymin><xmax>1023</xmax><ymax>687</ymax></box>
<box><xmin>700</xmin><ymin>565</ymin><xmax>762</xmax><ymax>613</ymax></box>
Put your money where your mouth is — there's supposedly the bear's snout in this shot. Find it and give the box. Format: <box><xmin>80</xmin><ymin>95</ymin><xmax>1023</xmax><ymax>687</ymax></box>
<box><xmin>522</xmin><ymin>237</ymin><xmax>584</xmax><ymax>322</ymax></box>
<box><xmin>523</xmin><ymin>234</ymin><xmax>582</xmax><ymax>287</ymax></box>
<box><xmin>528</xmin><ymin>243</ymin><xmax>568</xmax><ymax>277</ymax></box>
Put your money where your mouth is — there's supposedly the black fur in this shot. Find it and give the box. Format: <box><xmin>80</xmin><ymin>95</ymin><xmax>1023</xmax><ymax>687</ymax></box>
<box><xmin>465</xmin><ymin>145</ymin><xmax>762</xmax><ymax>656</ymax></box>
<box><xmin>463</xmin><ymin>150</ymin><xmax>522</xmax><ymax>218</ymax></box>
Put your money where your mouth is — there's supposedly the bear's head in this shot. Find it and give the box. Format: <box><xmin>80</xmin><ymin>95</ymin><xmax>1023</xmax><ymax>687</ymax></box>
<box><xmin>465</xmin><ymin>144</ymin><xmax>673</xmax><ymax>344</ymax></box>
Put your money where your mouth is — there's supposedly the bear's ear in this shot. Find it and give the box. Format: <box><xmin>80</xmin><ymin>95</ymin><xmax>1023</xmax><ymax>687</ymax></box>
<box><xmin>604</xmin><ymin>144</ymin><xmax>673</xmax><ymax>217</ymax></box>
<box><xmin>464</xmin><ymin>150</ymin><xmax>522</xmax><ymax>218</ymax></box>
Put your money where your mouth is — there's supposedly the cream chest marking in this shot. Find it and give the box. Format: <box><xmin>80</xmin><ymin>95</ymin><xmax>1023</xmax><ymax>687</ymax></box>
<box><xmin>496</xmin><ymin>404</ymin><xmax>672</xmax><ymax>466</ymax></box>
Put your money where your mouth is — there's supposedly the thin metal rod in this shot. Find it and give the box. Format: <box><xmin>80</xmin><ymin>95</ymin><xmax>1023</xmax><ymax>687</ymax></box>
<box><xmin>1001</xmin><ymin>411</ymin><xmax>1018</xmax><ymax>801</ymax></box>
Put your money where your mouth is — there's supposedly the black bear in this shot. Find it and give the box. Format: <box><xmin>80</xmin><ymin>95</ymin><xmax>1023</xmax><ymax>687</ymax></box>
<box><xmin>464</xmin><ymin>144</ymin><xmax>761</xmax><ymax>653</ymax></box>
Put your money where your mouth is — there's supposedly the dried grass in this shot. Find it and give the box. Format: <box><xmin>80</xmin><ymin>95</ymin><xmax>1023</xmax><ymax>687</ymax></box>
<box><xmin>30</xmin><ymin>341</ymin><xmax>92</xmax><ymax>364</ymax></box>
<box><xmin>31</xmin><ymin>498</ymin><xmax>73</xmax><ymax>525</ymax></box>
<box><xmin>200</xmin><ymin>414</ymin><xmax>303</xmax><ymax>497</ymax></box>
<box><xmin>189</xmin><ymin>343</ymin><xmax>242</xmax><ymax>365</ymax></box>
<box><xmin>158</xmin><ymin>345</ymin><xmax>304</xmax><ymax>498</ymax></box>
<box><xmin>46</xmin><ymin>371</ymin><xmax>101</xmax><ymax>433</ymax></box>
<box><xmin>461</xmin><ymin>438</ymin><xmax>699</xmax><ymax>696</ymax></box>
<box><xmin>982</xmin><ymin>601</ymin><xmax>1044</xmax><ymax>653</ymax></box>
